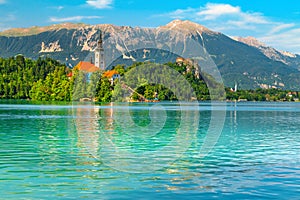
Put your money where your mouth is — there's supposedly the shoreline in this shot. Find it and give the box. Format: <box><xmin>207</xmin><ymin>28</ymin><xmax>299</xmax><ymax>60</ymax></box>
<box><xmin>1</xmin><ymin>98</ymin><xmax>300</xmax><ymax>105</ymax></box>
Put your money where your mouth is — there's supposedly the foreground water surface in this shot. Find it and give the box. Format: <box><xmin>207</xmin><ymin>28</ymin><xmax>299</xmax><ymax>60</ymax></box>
<box><xmin>0</xmin><ymin>101</ymin><xmax>299</xmax><ymax>199</ymax></box>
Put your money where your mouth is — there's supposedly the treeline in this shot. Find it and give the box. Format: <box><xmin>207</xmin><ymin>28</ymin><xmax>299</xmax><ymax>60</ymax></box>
<box><xmin>226</xmin><ymin>88</ymin><xmax>300</xmax><ymax>101</ymax></box>
<box><xmin>70</xmin><ymin>62</ymin><xmax>215</xmax><ymax>102</ymax></box>
<box><xmin>0</xmin><ymin>55</ymin><xmax>116</xmax><ymax>101</ymax></box>
<box><xmin>0</xmin><ymin>55</ymin><xmax>71</xmax><ymax>100</ymax></box>
<box><xmin>0</xmin><ymin>55</ymin><xmax>299</xmax><ymax>102</ymax></box>
<box><xmin>112</xmin><ymin>62</ymin><xmax>214</xmax><ymax>101</ymax></box>
<box><xmin>0</xmin><ymin>56</ymin><xmax>217</xmax><ymax>102</ymax></box>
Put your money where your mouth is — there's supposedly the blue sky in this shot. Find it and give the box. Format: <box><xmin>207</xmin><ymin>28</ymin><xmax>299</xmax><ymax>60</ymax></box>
<box><xmin>1</xmin><ymin>0</ymin><xmax>300</xmax><ymax>53</ymax></box>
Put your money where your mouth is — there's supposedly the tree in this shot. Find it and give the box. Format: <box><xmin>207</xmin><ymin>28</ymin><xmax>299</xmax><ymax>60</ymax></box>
<box><xmin>96</xmin><ymin>77</ymin><xmax>112</xmax><ymax>102</ymax></box>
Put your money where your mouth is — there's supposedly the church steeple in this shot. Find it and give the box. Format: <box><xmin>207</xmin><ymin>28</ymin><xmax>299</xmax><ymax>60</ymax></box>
<box><xmin>94</xmin><ymin>30</ymin><xmax>105</xmax><ymax>70</ymax></box>
<box><xmin>97</xmin><ymin>30</ymin><xmax>103</xmax><ymax>50</ymax></box>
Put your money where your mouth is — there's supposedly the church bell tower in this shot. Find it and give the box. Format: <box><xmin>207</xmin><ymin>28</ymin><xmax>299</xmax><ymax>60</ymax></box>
<box><xmin>95</xmin><ymin>30</ymin><xmax>105</xmax><ymax>70</ymax></box>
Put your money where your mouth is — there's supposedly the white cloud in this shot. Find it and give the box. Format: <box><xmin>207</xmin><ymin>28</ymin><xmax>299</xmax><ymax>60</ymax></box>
<box><xmin>49</xmin><ymin>16</ymin><xmax>102</xmax><ymax>22</ymax></box>
<box><xmin>86</xmin><ymin>0</ymin><xmax>113</xmax><ymax>9</ymax></box>
<box><xmin>154</xmin><ymin>8</ymin><xmax>195</xmax><ymax>20</ymax></box>
<box><xmin>197</xmin><ymin>3</ymin><xmax>241</xmax><ymax>20</ymax></box>
<box><xmin>196</xmin><ymin>3</ymin><xmax>269</xmax><ymax>27</ymax></box>
<box><xmin>167</xmin><ymin>8</ymin><xmax>194</xmax><ymax>19</ymax></box>
<box><xmin>240</xmin><ymin>13</ymin><xmax>268</xmax><ymax>24</ymax></box>
<box><xmin>0</xmin><ymin>0</ymin><xmax>6</xmax><ymax>4</ymax></box>
<box><xmin>269</xmin><ymin>23</ymin><xmax>295</xmax><ymax>34</ymax></box>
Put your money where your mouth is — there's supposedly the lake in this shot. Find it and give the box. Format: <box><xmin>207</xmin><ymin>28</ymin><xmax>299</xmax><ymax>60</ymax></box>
<box><xmin>0</xmin><ymin>101</ymin><xmax>299</xmax><ymax>199</ymax></box>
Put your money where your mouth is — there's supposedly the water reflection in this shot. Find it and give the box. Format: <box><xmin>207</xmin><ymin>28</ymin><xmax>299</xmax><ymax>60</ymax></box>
<box><xmin>74</xmin><ymin>104</ymin><xmax>100</xmax><ymax>159</ymax></box>
<box><xmin>103</xmin><ymin>102</ymin><xmax>114</xmax><ymax>135</ymax></box>
<box><xmin>75</xmin><ymin>102</ymin><xmax>200</xmax><ymax>173</ymax></box>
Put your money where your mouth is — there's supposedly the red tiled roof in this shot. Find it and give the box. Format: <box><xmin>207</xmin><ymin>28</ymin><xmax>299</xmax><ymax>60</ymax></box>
<box><xmin>74</xmin><ymin>61</ymin><xmax>100</xmax><ymax>73</ymax></box>
<box><xmin>66</xmin><ymin>72</ymin><xmax>73</xmax><ymax>77</ymax></box>
<box><xmin>103</xmin><ymin>69</ymin><xmax>119</xmax><ymax>78</ymax></box>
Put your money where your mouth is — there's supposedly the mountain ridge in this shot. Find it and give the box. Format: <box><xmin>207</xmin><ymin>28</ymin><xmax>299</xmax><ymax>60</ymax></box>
<box><xmin>0</xmin><ymin>20</ymin><xmax>297</xmax><ymax>54</ymax></box>
<box><xmin>0</xmin><ymin>19</ymin><xmax>300</xmax><ymax>90</ymax></box>
<box><xmin>233</xmin><ymin>36</ymin><xmax>300</xmax><ymax>70</ymax></box>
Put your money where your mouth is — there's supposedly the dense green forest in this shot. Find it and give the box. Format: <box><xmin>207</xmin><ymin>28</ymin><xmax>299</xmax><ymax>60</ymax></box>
<box><xmin>0</xmin><ymin>55</ymin><xmax>299</xmax><ymax>102</ymax></box>
<box><xmin>0</xmin><ymin>55</ymin><xmax>71</xmax><ymax>100</ymax></box>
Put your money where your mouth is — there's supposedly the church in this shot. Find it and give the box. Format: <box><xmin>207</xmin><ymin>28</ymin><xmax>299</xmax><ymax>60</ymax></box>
<box><xmin>67</xmin><ymin>30</ymin><xmax>120</xmax><ymax>85</ymax></box>
<box><xmin>71</xmin><ymin>30</ymin><xmax>106</xmax><ymax>74</ymax></box>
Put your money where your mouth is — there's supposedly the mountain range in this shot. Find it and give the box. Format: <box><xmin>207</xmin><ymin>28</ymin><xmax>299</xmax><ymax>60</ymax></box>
<box><xmin>1</xmin><ymin>20</ymin><xmax>300</xmax><ymax>90</ymax></box>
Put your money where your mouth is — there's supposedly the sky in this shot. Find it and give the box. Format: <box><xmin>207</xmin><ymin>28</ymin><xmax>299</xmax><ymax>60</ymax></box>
<box><xmin>0</xmin><ymin>0</ymin><xmax>300</xmax><ymax>54</ymax></box>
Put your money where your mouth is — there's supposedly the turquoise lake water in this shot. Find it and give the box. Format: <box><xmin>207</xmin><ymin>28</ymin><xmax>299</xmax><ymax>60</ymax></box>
<box><xmin>0</xmin><ymin>101</ymin><xmax>299</xmax><ymax>199</ymax></box>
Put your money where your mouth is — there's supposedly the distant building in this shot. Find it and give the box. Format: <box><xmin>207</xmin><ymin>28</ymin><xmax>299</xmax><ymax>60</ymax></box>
<box><xmin>176</xmin><ymin>57</ymin><xmax>201</xmax><ymax>78</ymax></box>
<box><xmin>229</xmin><ymin>82</ymin><xmax>238</xmax><ymax>92</ymax></box>
<box><xmin>176</xmin><ymin>57</ymin><xmax>185</xmax><ymax>64</ymax></box>
<box><xmin>234</xmin><ymin>82</ymin><xmax>238</xmax><ymax>92</ymax></box>
<box><xmin>103</xmin><ymin>69</ymin><xmax>120</xmax><ymax>85</ymax></box>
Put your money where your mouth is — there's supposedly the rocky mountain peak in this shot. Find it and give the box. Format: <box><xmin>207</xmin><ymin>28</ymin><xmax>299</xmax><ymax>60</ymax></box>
<box><xmin>233</xmin><ymin>36</ymin><xmax>266</xmax><ymax>48</ymax></box>
<box><xmin>158</xmin><ymin>19</ymin><xmax>214</xmax><ymax>34</ymax></box>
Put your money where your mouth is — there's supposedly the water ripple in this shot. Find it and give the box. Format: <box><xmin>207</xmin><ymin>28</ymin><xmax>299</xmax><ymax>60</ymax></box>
<box><xmin>0</xmin><ymin>102</ymin><xmax>299</xmax><ymax>199</ymax></box>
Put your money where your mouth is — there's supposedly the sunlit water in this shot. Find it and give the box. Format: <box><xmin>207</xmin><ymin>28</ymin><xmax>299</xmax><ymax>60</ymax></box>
<box><xmin>0</xmin><ymin>101</ymin><xmax>299</xmax><ymax>199</ymax></box>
